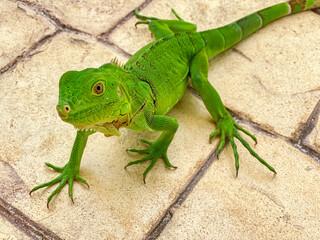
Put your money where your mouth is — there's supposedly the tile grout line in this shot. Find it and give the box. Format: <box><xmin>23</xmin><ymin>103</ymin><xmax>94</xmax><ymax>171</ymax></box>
<box><xmin>293</xmin><ymin>99</ymin><xmax>320</xmax><ymax>164</ymax></box>
<box><xmin>0</xmin><ymin>197</ymin><xmax>62</xmax><ymax>240</ymax></box>
<box><xmin>297</xmin><ymin>100</ymin><xmax>320</xmax><ymax>144</ymax></box>
<box><xmin>96</xmin><ymin>0</ymin><xmax>155</xmax><ymax>59</ymax></box>
<box><xmin>144</xmin><ymin>148</ymin><xmax>219</xmax><ymax>240</ymax></box>
<box><xmin>0</xmin><ymin>30</ymin><xmax>61</xmax><ymax>76</ymax></box>
<box><xmin>312</xmin><ymin>8</ymin><xmax>320</xmax><ymax>15</ymax></box>
<box><xmin>99</xmin><ymin>0</ymin><xmax>154</xmax><ymax>38</ymax></box>
<box><xmin>5</xmin><ymin>0</ymin><xmax>132</xmax><ymax>73</ymax></box>
<box><xmin>10</xmin><ymin>0</ymin><xmax>135</xmax><ymax>59</ymax></box>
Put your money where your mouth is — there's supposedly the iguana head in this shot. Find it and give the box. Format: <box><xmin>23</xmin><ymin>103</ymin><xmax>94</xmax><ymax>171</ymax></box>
<box><xmin>56</xmin><ymin>64</ymin><xmax>131</xmax><ymax>136</ymax></box>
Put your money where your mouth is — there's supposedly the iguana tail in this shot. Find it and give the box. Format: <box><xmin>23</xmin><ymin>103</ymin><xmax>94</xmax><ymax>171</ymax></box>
<box><xmin>201</xmin><ymin>0</ymin><xmax>320</xmax><ymax>58</ymax></box>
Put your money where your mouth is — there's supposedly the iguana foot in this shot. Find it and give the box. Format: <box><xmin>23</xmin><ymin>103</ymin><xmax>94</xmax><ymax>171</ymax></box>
<box><xmin>134</xmin><ymin>8</ymin><xmax>196</xmax><ymax>39</ymax></box>
<box><xmin>125</xmin><ymin>139</ymin><xmax>177</xmax><ymax>183</ymax></box>
<box><xmin>209</xmin><ymin>113</ymin><xmax>276</xmax><ymax>177</ymax></box>
<box><xmin>134</xmin><ymin>8</ymin><xmax>184</xmax><ymax>26</ymax></box>
<box><xmin>30</xmin><ymin>162</ymin><xmax>89</xmax><ymax>208</ymax></box>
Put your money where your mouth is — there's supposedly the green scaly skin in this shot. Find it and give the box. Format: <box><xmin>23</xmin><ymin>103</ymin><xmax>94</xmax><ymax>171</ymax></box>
<box><xmin>30</xmin><ymin>0</ymin><xmax>320</xmax><ymax>207</ymax></box>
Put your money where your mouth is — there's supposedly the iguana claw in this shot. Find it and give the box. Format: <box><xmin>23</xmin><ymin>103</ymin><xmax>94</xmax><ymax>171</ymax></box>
<box><xmin>135</xmin><ymin>21</ymin><xmax>150</xmax><ymax>27</ymax></box>
<box><xmin>209</xmin><ymin>114</ymin><xmax>276</xmax><ymax>176</ymax></box>
<box><xmin>125</xmin><ymin>138</ymin><xmax>177</xmax><ymax>183</ymax></box>
<box><xmin>134</xmin><ymin>8</ymin><xmax>185</xmax><ymax>28</ymax></box>
<box><xmin>30</xmin><ymin>162</ymin><xmax>89</xmax><ymax>208</ymax></box>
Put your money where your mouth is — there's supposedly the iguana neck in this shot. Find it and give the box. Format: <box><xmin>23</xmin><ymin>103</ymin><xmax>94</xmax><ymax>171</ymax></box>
<box><xmin>88</xmin><ymin>63</ymin><xmax>154</xmax><ymax>136</ymax></box>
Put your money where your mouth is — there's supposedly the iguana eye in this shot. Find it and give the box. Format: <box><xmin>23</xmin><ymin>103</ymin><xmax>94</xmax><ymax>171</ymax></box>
<box><xmin>93</xmin><ymin>82</ymin><xmax>104</xmax><ymax>95</ymax></box>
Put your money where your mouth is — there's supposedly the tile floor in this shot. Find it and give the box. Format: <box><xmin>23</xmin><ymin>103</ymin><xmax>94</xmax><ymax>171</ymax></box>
<box><xmin>1</xmin><ymin>0</ymin><xmax>319</xmax><ymax>239</ymax></box>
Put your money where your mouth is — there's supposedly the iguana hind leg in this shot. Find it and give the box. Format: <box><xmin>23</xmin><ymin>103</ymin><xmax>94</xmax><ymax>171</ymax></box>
<box><xmin>135</xmin><ymin>8</ymin><xmax>197</xmax><ymax>39</ymax></box>
<box><xmin>190</xmin><ymin>48</ymin><xmax>276</xmax><ymax>176</ymax></box>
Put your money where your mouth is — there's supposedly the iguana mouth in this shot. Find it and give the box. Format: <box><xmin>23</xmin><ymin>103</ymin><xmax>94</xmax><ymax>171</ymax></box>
<box><xmin>68</xmin><ymin>106</ymin><xmax>101</xmax><ymax>120</ymax></box>
<box><xmin>65</xmin><ymin>100</ymin><xmax>117</xmax><ymax>121</ymax></box>
<box><xmin>72</xmin><ymin>118</ymin><xmax>122</xmax><ymax>130</ymax></box>
<box><xmin>73</xmin><ymin>101</ymin><xmax>147</xmax><ymax>133</ymax></box>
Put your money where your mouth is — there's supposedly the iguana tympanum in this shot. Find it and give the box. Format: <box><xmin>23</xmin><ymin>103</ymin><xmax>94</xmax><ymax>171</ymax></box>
<box><xmin>30</xmin><ymin>0</ymin><xmax>320</xmax><ymax>207</ymax></box>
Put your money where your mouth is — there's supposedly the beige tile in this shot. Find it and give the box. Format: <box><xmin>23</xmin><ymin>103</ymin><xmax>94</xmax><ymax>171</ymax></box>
<box><xmin>109</xmin><ymin>0</ymin><xmax>282</xmax><ymax>55</ymax></box>
<box><xmin>210</xmin><ymin>11</ymin><xmax>320</xmax><ymax>140</ymax></box>
<box><xmin>0</xmin><ymin>0</ymin><xmax>55</xmax><ymax>71</ymax></box>
<box><xmin>0</xmin><ymin>217</ymin><xmax>30</xmax><ymax>240</ymax></box>
<box><xmin>159</xmin><ymin>127</ymin><xmax>320</xmax><ymax>240</ymax></box>
<box><xmin>27</xmin><ymin>0</ymin><xmax>145</xmax><ymax>36</ymax></box>
<box><xmin>0</xmin><ymin>32</ymin><xmax>216</xmax><ymax>239</ymax></box>
<box><xmin>304</xmin><ymin>117</ymin><xmax>320</xmax><ymax>152</ymax></box>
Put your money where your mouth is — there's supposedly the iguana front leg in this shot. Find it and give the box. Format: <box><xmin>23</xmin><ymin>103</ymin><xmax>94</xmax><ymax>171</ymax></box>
<box><xmin>190</xmin><ymin>48</ymin><xmax>276</xmax><ymax>176</ymax></box>
<box><xmin>125</xmin><ymin>115</ymin><xmax>178</xmax><ymax>183</ymax></box>
<box><xmin>30</xmin><ymin>130</ymin><xmax>95</xmax><ymax>207</ymax></box>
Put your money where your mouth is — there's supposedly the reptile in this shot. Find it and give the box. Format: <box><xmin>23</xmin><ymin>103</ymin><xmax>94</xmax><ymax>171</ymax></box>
<box><xmin>30</xmin><ymin>0</ymin><xmax>320</xmax><ymax>207</ymax></box>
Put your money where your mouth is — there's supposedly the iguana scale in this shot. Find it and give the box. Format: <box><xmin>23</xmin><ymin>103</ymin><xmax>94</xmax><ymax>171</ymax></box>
<box><xmin>30</xmin><ymin>0</ymin><xmax>320</xmax><ymax>207</ymax></box>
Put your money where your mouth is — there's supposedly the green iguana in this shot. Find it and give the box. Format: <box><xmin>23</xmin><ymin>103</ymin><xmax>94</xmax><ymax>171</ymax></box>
<box><xmin>30</xmin><ymin>0</ymin><xmax>320</xmax><ymax>207</ymax></box>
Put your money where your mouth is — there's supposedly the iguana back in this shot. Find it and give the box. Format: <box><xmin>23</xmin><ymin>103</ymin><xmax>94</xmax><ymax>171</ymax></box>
<box><xmin>125</xmin><ymin>32</ymin><xmax>205</xmax><ymax>115</ymax></box>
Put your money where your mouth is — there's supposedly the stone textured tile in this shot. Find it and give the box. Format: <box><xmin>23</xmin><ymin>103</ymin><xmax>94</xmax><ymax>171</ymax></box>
<box><xmin>2</xmin><ymin>0</ymin><xmax>320</xmax><ymax>239</ymax></box>
<box><xmin>0</xmin><ymin>0</ymin><xmax>56</xmax><ymax>70</ymax></box>
<box><xmin>109</xmin><ymin>0</ymin><xmax>282</xmax><ymax>55</ymax></box>
<box><xmin>110</xmin><ymin>0</ymin><xmax>320</xmax><ymax>140</ymax></box>
<box><xmin>0</xmin><ymin>217</ymin><xmax>30</xmax><ymax>240</ymax></box>
<box><xmin>159</xmin><ymin>127</ymin><xmax>320</xmax><ymax>240</ymax></box>
<box><xmin>28</xmin><ymin>0</ymin><xmax>145</xmax><ymax>36</ymax></box>
<box><xmin>0</xmin><ymin>32</ymin><xmax>216</xmax><ymax>239</ymax></box>
<box><xmin>304</xmin><ymin>116</ymin><xmax>320</xmax><ymax>152</ymax></box>
<box><xmin>0</xmin><ymin>160</ymin><xmax>26</xmax><ymax>203</ymax></box>
<box><xmin>211</xmin><ymin>12</ymin><xmax>320</xmax><ymax>140</ymax></box>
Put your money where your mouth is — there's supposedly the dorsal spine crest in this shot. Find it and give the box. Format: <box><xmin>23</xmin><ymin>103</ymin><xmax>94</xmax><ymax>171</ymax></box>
<box><xmin>110</xmin><ymin>57</ymin><xmax>127</xmax><ymax>70</ymax></box>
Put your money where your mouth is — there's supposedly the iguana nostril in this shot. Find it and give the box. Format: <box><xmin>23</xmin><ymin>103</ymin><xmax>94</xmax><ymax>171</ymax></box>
<box><xmin>56</xmin><ymin>105</ymin><xmax>70</xmax><ymax>119</ymax></box>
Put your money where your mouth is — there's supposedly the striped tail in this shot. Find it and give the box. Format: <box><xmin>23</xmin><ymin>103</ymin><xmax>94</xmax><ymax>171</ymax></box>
<box><xmin>201</xmin><ymin>0</ymin><xmax>320</xmax><ymax>58</ymax></box>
